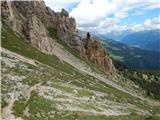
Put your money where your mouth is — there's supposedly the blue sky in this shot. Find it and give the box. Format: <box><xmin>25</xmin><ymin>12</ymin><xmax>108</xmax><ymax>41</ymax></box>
<box><xmin>45</xmin><ymin>0</ymin><xmax>160</xmax><ymax>34</ymax></box>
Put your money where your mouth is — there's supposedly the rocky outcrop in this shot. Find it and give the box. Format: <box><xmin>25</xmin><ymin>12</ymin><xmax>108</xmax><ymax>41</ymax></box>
<box><xmin>1</xmin><ymin>1</ymin><xmax>24</xmax><ymax>34</ymax></box>
<box><xmin>24</xmin><ymin>14</ymin><xmax>53</xmax><ymax>53</ymax></box>
<box><xmin>56</xmin><ymin>9</ymin><xmax>77</xmax><ymax>44</ymax></box>
<box><xmin>83</xmin><ymin>37</ymin><xmax>114</xmax><ymax>74</ymax></box>
<box><xmin>1</xmin><ymin>1</ymin><xmax>55</xmax><ymax>53</ymax></box>
<box><xmin>1</xmin><ymin>0</ymin><xmax>115</xmax><ymax>74</ymax></box>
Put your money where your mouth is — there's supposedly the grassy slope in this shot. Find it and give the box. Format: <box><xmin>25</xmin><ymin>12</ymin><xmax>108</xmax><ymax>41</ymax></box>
<box><xmin>1</xmin><ymin>27</ymin><xmax>76</xmax><ymax>75</ymax></box>
<box><xmin>2</xmin><ymin>27</ymin><xmax>160</xmax><ymax>120</ymax></box>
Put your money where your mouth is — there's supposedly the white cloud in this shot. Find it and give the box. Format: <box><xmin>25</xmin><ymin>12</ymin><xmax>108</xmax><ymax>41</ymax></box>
<box><xmin>144</xmin><ymin>19</ymin><xmax>151</xmax><ymax>27</ymax></box>
<box><xmin>99</xmin><ymin>18</ymin><xmax>119</xmax><ymax>28</ymax></box>
<box><xmin>70</xmin><ymin>0</ymin><xmax>116</xmax><ymax>25</ymax></box>
<box><xmin>99</xmin><ymin>17</ymin><xmax>160</xmax><ymax>34</ymax></box>
<box><xmin>143</xmin><ymin>1</ymin><xmax>160</xmax><ymax>10</ymax></box>
<box><xmin>44</xmin><ymin>0</ymin><xmax>80</xmax><ymax>12</ymax></box>
<box><xmin>78</xmin><ymin>17</ymin><xmax>160</xmax><ymax>35</ymax></box>
<box><xmin>128</xmin><ymin>17</ymin><xmax>160</xmax><ymax>32</ymax></box>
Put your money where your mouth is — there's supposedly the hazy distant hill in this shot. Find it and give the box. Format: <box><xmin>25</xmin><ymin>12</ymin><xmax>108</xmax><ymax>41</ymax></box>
<box><xmin>121</xmin><ymin>29</ymin><xmax>160</xmax><ymax>52</ymax></box>
<box><xmin>92</xmin><ymin>30</ymin><xmax>132</xmax><ymax>41</ymax></box>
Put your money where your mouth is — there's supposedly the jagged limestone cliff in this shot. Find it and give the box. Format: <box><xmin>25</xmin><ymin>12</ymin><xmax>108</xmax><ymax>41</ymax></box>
<box><xmin>1</xmin><ymin>0</ymin><xmax>114</xmax><ymax>74</ymax></box>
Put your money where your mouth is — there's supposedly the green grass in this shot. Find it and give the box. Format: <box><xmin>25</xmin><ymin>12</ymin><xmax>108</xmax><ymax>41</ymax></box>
<box><xmin>13</xmin><ymin>91</ymin><xmax>57</xmax><ymax>119</ymax></box>
<box><xmin>13</xmin><ymin>99</ymin><xmax>26</xmax><ymax>116</ymax></box>
<box><xmin>27</xmin><ymin>91</ymin><xmax>57</xmax><ymax>114</ymax></box>
<box><xmin>52</xmin><ymin>83</ymin><xmax>74</xmax><ymax>93</ymax></box>
<box><xmin>22</xmin><ymin>76</ymin><xmax>40</xmax><ymax>86</ymax></box>
<box><xmin>1</xmin><ymin>98</ymin><xmax>8</xmax><ymax>109</ymax></box>
<box><xmin>78</xmin><ymin>89</ymin><xmax>94</xmax><ymax>97</ymax></box>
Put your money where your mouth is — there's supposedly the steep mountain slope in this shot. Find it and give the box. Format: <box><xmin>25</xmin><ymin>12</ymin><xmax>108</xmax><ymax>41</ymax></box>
<box><xmin>1</xmin><ymin>1</ymin><xmax>160</xmax><ymax>120</ymax></box>
<box><xmin>2</xmin><ymin>21</ymin><xmax>160</xmax><ymax>120</ymax></box>
<box><xmin>121</xmin><ymin>29</ymin><xmax>160</xmax><ymax>52</ymax></box>
<box><xmin>101</xmin><ymin>39</ymin><xmax>160</xmax><ymax>70</ymax></box>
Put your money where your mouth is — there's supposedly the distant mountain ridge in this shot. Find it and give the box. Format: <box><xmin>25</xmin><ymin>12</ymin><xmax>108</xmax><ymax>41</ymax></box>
<box><xmin>121</xmin><ymin>29</ymin><xmax>160</xmax><ymax>52</ymax></box>
<box><xmin>99</xmin><ymin>38</ymin><xmax>160</xmax><ymax>70</ymax></box>
<box><xmin>91</xmin><ymin>30</ymin><xmax>132</xmax><ymax>41</ymax></box>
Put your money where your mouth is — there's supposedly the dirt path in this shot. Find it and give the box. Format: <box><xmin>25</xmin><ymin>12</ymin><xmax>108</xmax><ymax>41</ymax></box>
<box><xmin>1</xmin><ymin>99</ymin><xmax>22</xmax><ymax>120</ymax></box>
<box><xmin>1</xmin><ymin>82</ymin><xmax>41</xmax><ymax>120</ymax></box>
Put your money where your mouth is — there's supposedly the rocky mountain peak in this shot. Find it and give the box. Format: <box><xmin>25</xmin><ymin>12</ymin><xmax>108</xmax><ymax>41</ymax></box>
<box><xmin>61</xmin><ymin>8</ymin><xmax>69</xmax><ymax>17</ymax></box>
<box><xmin>1</xmin><ymin>0</ymin><xmax>115</xmax><ymax>74</ymax></box>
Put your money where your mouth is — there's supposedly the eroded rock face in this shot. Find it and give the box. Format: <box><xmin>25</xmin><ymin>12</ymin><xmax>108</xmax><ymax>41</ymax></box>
<box><xmin>1</xmin><ymin>1</ymin><xmax>11</xmax><ymax>24</ymax></box>
<box><xmin>1</xmin><ymin>0</ymin><xmax>115</xmax><ymax>74</ymax></box>
<box><xmin>24</xmin><ymin>14</ymin><xmax>53</xmax><ymax>53</ymax></box>
<box><xmin>1</xmin><ymin>1</ymin><xmax>25</xmax><ymax>34</ymax></box>
<box><xmin>83</xmin><ymin>38</ymin><xmax>114</xmax><ymax>74</ymax></box>
<box><xmin>1</xmin><ymin>1</ymin><xmax>55</xmax><ymax>53</ymax></box>
<box><xmin>56</xmin><ymin>9</ymin><xmax>77</xmax><ymax>45</ymax></box>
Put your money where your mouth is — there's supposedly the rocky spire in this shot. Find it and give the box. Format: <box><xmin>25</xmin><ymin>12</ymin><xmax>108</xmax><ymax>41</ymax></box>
<box><xmin>82</xmin><ymin>34</ymin><xmax>115</xmax><ymax>74</ymax></box>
